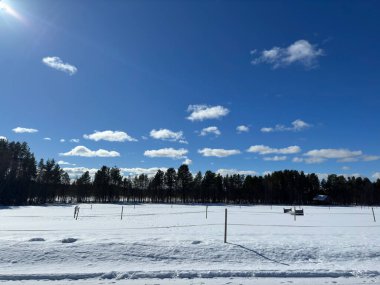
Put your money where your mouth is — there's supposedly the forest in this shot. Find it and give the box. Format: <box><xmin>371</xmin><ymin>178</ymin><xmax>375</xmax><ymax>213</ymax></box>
<box><xmin>1</xmin><ymin>139</ymin><xmax>380</xmax><ymax>206</ymax></box>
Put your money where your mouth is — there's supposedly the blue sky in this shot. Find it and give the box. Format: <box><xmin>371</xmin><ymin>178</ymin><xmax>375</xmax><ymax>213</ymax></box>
<box><xmin>1</xmin><ymin>0</ymin><xmax>380</xmax><ymax>180</ymax></box>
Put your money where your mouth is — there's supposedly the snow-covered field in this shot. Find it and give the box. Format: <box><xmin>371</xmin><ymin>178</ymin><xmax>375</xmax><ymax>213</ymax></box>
<box><xmin>0</xmin><ymin>204</ymin><xmax>379</xmax><ymax>284</ymax></box>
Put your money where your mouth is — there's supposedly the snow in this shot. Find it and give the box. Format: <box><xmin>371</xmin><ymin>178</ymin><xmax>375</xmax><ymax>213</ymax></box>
<box><xmin>0</xmin><ymin>204</ymin><xmax>379</xmax><ymax>284</ymax></box>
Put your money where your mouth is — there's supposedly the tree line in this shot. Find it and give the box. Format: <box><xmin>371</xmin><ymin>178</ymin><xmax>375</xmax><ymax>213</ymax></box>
<box><xmin>1</xmin><ymin>139</ymin><xmax>380</xmax><ymax>205</ymax></box>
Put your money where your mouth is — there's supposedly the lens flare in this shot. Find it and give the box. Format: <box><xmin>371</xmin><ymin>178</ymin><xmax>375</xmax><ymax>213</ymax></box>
<box><xmin>0</xmin><ymin>1</ymin><xmax>25</xmax><ymax>23</ymax></box>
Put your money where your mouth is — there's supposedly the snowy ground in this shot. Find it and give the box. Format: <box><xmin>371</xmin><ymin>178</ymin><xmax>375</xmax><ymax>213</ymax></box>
<box><xmin>0</xmin><ymin>204</ymin><xmax>379</xmax><ymax>284</ymax></box>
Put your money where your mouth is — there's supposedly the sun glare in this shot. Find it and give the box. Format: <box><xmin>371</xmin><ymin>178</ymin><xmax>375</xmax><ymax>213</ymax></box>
<box><xmin>0</xmin><ymin>1</ymin><xmax>25</xmax><ymax>23</ymax></box>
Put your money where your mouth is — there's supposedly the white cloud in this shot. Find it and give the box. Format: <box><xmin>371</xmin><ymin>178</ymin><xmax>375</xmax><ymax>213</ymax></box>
<box><xmin>316</xmin><ymin>173</ymin><xmax>329</xmax><ymax>181</ymax></box>
<box><xmin>182</xmin><ymin>158</ymin><xmax>192</xmax><ymax>165</ymax></box>
<box><xmin>340</xmin><ymin>173</ymin><xmax>363</xmax><ymax>179</ymax></box>
<box><xmin>187</xmin><ymin>105</ymin><xmax>229</xmax><ymax>121</ymax></box>
<box><xmin>144</xmin><ymin>148</ymin><xmax>188</xmax><ymax>159</ymax></box>
<box><xmin>372</xmin><ymin>172</ymin><xmax>380</xmax><ymax>180</ymax></box>
<box><xmin>12</xmin><ymin>127</ymin><xmax>38</xmax><ymax>133</ymax></box>
<box><xmin>304</xmin><ymin>148</ymin><xmax>362</xmax><ymax>159</ymax></box>
<box><xmin>260</xmin><ymin>127</ymin><xmax>274</xmax><ymax>133</ymax></box>
<box><xmin>0</xmin><ymin>136</ymin><xmax>7</xmax><ymax>141</ymax></box>
<box><xmin>63</xmin><ymin>167</ymin><xmax>98</xmax><ymax>179</ymax></box>
<box><xmin>263</xmin><ymin>155</ymin><xmax>287</xmax><ymax>161</ymax></box>
<box><xmin>60</xmin><ymin>139</ymin><xmax>65</xmax><ymax>143</ymax></box>
<box><xmin>198</xmin><ymin>148</ymin><xmax>241</xmax><ymax>157</ymax></box>
<box><xmin>217</xmin><ymin>169</ymin><xmax>257</xmax><ymax>176</ymax></box>
<box><xmin>261</xmin><ymin>119</ymin><xmax>311</xmax><ymax>132</ymax></box>
<box><xmin>200</xmin><ymin>126</ymin><xmax>221</xmax><ymax>136</ymax></box>
<box><xmin>236</xmin><ymin>125</ymin><xmax>249</xmax><ymax>133</ymax></box>
<box><xmin>42</xmin><ymin>56</ymin><xmax>77</xmax><ymax>75</ymax></box>
<box><xmin>292</xmin><ymin>119</ymin><xmax>310</xmax><ymax>130</ymax></box>
<box><xmin>60</xmin><ymin>146</ymin><xmax>120</xmax><ymax>157</ymax></box>
<box><xmin>251</xmin><ymin>40</ymin><xmax>324</xmax><ymax>69</ymax></box>
<box><xmin>64</xmin><ymin>166</ymin><xmax>168</xmax><ymax>179</ymax></box>
<box><xmin>150</xmin><ymin>129</ymin><xmax>186</xmax><ymax>143</ymax></box>
<box><xmin>247</xmin><ymin>145</ymin><xmax>301</xmax><ymax>155</ymax></box>
<box><xmin>43</xmin><ymin>137</ymin><xmax>51</xmax><ymax>141</ymax></box>
<box><xmin>306</xmin><ymin>172</ymin><xmax>362</xmax><ymax>181</ymax></box>
<box><xmin>121</xmin><ymin>167</ymin><xmax>168</xmax><ymax>177</ymax></box>
<box><xmin>58</xmin><ymin>160</ymin><xmax>76</xmax><ymax>166</ymax></box>
<box><xmin>342</xmin><ymin>166</ymin><xmax>350</xmax><ymax>171</ymax></box>
<box><xmin>362</xmin><ymin>155</ymin><xmax>380</xmax><ymax>162</ymax></box>
<box><xmin>70</xmin><ymin>138</ymin><xmax>80</xmax><ymax>143</ymax></box>
<box><xmin>292</xmin><ymin>157</ymin><xmax>303</xmax><ymax>163</ymax></box>
<box><xmin>84</xmin><ymin>130</ymin><xmax>137</xmax><ymax>142</ymax></box>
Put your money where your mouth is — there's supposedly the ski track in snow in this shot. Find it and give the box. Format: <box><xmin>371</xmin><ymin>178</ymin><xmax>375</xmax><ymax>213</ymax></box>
<box><xmin>0</xmin><ymin>204</ymin><xmax>379</xmax><ymax>284</ymax></box>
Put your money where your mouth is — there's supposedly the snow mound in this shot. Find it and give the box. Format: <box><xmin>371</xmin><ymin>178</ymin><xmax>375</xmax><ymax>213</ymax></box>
<box><xmin>28</xmin><ymin>238</ymin><xmax>45</xmax><ymax>242</ymax></box>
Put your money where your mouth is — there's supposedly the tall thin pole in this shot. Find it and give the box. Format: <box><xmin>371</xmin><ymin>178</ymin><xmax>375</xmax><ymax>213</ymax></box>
<box><xmin>372</xmin><ymin>207</ymin><xmax>376</xmax><ymax>222</ymax></box>
<box><xmin>224</xmin><ymin>208</ymin><xmax>228</xmax><ymax>243</ymax></box>
<box><xmin>206</xmin><ymin>206</ymin><xmax>208</xmax><ymax>219</ymax></box>
<box><xmin>121</xmin><ymin>206</ymin><xmax>124</xmax><ymax>220</ymax></box>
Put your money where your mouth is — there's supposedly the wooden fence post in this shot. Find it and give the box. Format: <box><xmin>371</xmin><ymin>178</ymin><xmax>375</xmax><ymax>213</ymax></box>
<box><xmin>75</xmin><ymin>207</ymin><xmax>79</xmax><ymax>220</ymax></box>
<box><xmin>294</xmin><ymin>207</ymin><xmax>296</xmax><ymax>221</ymax></box>
<box><xmin>121</xmin><ymin>206</ymin><xmax>124</xmax><ymax>220</ymax></box>
<box><xmin>206</xmin><ymin>206</ymin><xmax>208</xmax><ymax>219</ymax></box>
<box><xmin>224</xmin><ymin>208</ymin><xmax>228</xmax><ymax>243</ymax></box>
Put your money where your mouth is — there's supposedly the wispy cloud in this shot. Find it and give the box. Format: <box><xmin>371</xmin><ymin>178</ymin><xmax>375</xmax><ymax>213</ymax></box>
<box><xmin>261</xmin><ymin>119</ymin><xmax>311</xmax><ymax>132</ymax></box>
<box><xmin>150</xmin><ymin>129</ymin><xmax>186</xmax><ymax>143</ymax></box>
<box><xmin>247</xmin><ymin>145</ymin><xmax>301</xmax><ymax>155</ymax></box>
<box><xmin>293</xmin><ymin>156</ymin><xmax>326</xmax><ymax>164</ymax></box>
<box><xmin>60</xmin><ymin>146</ymin><xmax>120</xmax><ymax>157</ymax></box>
<box><xmin>200</xmin><ymin>126</ymin><xmax>221</xmax><ymax>136</ymax></box>
<box><xmin>42</xmin><ymin>56</ymin><xmax>78</xmax><ymax>75</ymax></box>
<box><xmin>84</xmin><ymin>130</ymin><xmax>137</xmax><ymax>142</ymax></box>
<box><xmin>187</xmin><ymin>105</ymin><xmax>229</xmax><ymax>121</ymax></box>
<box><xmin>12</xmin><ymin>127</ymin><xmax>38</xmax><ymax>133</ymax></box>
<box><xmin>60</xmin><ymin>139</ymin><xmax>66</xmax><ymax>143</ymax></box>
<box><xmin>236</xmin><ymin>125</ymin><xmax>249</xmax><ymax>133</ymax></box>
<box><xmin>43</xmin><ymin>137</ymin><xmax>51</xmax><ymax>141</ymax></box>
<box><xmin>198</xmin><ymin>148</ymin><xmax>241</xmax><ymax>157</ymax></box>
<box><xmin>182</xmin><ymin>158</ymin><xmax>192</xmax><ymax>165</ymax></box>
<box><xmin>263</xmin><ymin>155</ymin><xmax>287</xmax><ymax>161</ymax></box>
<box><xmin>251</xmin><ymin>40</ymin><xmax>324</xmax><ymax>69</ymax></box>
<box><xmin>144</xmin><ymin>148</ymin><xmax>188</xmax><ymax>159</ymax></box>
<box><xmin>70</xmin><ymin>138</ymin><xmax>80</xmax><ymax>143</ymax></box>
<box><xmin>216</xmin><ymin>169</ymin><xmax>257</xmax><ymax>176</ymax></box>
<box><xmin>299</xmin><ymin>148</ymin><xmax>379</xmax><ymax>164</ymax></box>
<box><xmin>305</xmin><ymin>148</ymin><xmax>362</xmax><ymax>160</ymax></box>
<box><xmin>362</xmin><ymin>155</ymin><xmax>380</xmax><ymax>162</ymax></box>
